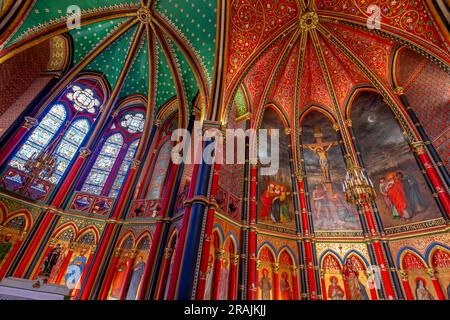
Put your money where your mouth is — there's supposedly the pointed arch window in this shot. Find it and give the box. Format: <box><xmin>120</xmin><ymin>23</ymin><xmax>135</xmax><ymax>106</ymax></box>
<box><xmin>3</xmin><ymin>79</ymin><xmax>104</xmax><ymax>200</ymax></box>
<box><xmin>9</xmin><ymin>104</ymin><xmax>67</xmax><ymax>173</ymax></box>
<box><xmin>109</xmin><ymin>139</ymin><xmax>140</xmax><ymax>198</ymax></box>
<box><xmin>81</xmin><ymin>133</ymin><xmax>124</xmax><ymax>195</ymax></box>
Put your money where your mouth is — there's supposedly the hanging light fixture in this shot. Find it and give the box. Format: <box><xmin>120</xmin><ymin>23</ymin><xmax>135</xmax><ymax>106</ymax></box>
<box><xmin>342</xmin><ymin>160</ymin><xmax>376</xmax><ymax>206</ymax></box>
<box><xmin>23</xmin><ymin>150</ymin><xmax>57</xmax><ymax>180</ymax></box>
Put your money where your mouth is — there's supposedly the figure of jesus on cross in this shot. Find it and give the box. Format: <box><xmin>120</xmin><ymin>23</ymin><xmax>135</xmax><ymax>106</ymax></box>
<box><xmin>304</xmin><ymin>126</ymin><xmax>337</xmax><ymax>184</ymax></box>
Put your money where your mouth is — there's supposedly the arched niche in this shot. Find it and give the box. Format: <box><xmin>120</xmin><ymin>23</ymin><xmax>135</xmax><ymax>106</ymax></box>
<box><xmin>277</xmin><ymin>249</ymin><xmax>295</xmax><ymax>300</ymax></box>
<box><xmin>257</xmin><ymin>107</ymin><xmax>295</xmax><ymax>231</ymax></box>
<box><xmin>257</xmin><ymin>245</ymin><xmax>276</xmax><ymax>300</ymax></box>
<box><xmin>401</xmin><ymin>251</ymin><xmax>437</xmax><ymax>300</ymax></box>
<box><xmin>348</xmin><ymin>91</ymin><xmax>441</xmax><ymax>229</ymax></box>
<box><xmin>300</xmin><ymin>109</ymin><xmax>360</xmax><ymax>231</ymax></box>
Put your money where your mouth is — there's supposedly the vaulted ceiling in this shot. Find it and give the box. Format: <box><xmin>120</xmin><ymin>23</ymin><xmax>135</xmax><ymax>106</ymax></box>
<box><xmin>0</xmin><ymin>0</ymin><xmax>448</xmax><ymax>129</ymax></box>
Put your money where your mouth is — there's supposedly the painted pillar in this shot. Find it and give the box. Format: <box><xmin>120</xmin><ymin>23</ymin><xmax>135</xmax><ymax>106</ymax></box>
<box><xmin>395</xmin><ymin>87</ymin><xmax>449</xmax><ymax>186</ymax></box>
<box><xmin>155</xmin><ymin>248</ymin><xmax>173</xmax><ymax>300</ymax></box>
<box><xmin>427</xmin><ymin>268</ymin><xmax>445</xmax><ymax>300</ymax></box>
<box><xmin>273</xmin><ymin>263</ymin><xmax>280</xmax><ymax>300</ymax></box>
<box><xmin>228</xmin><ymin>254</ymin><xmax>239</xmax><ymax>300</ymax></box>
<box><xmin>399</xmin><ymin>270</ymin><xmax>414</xmax><ymax>300</ymax></box>
<box><xmin>165</xmin><ymin>157</ymin><xmax>201</xmax><ymax>299</ymax></box>
<box><xmin>304</xmin><ymin>239</ymin><xmax>317</xmax><ymax>300</ymax></box>
<box><xmin>0</xmin><ymin>231</ymin><xmax>26</xmax><ymax>279</ymax></box>
<box><xmin>319</xmin><ymin>269</ymin><xmax>327</xmax><ymax>300</ymax></box>
<box><xmin>297</xmin><ymin>158</ymin><xmax>318</xmax><ymax>298</ymax></box>
<box><xmin>196</xmin><ymin>162</ymin><xmax>221</xmax><ymax>299</ymax></box>
<box><xmin>99</xmin><ymin>249</ymin><xmax>121</xmax><ymax>300</ymax></box>
<box><xmin>247</xmin><ymin>164</ymin><xmax>257</xmax><ymax>300</ymax></box>
<box><xmin>291</xmin><ymin>266</ymin><xmax>299</xmax><ymax>300</ymax></box>
<box><xmin>412</xmin><ymin>142</ymin><xmax>450</xmax><ymax>217</ymax></box>
<box><xmin>0</xmin><ymin>117</ymin><xmax>37</xmax><ymax>166</ymax></box>
<box><xmin>212</xmin><ymin>250</ymin><xmax>224</xmax><ymax>300</ymax></box>
<box><xmin>372</xmin><ymin>240</ymin><xmax>395</xmax><ymax>300</ymax></box>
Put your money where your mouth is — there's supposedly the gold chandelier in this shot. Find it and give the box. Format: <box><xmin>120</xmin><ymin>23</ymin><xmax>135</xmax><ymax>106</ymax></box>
<box><xmin>342</xmin><ymin>164</ymin><xmax>376</xmax><ymax>206</ymax></box>
<box><xmin>24</xmin><ymin>150</ymin><xmax>57</xmax><ymax>180</ymax></box>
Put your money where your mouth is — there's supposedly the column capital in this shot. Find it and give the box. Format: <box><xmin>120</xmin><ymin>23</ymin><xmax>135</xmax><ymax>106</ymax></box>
<box><xmin>231</xmin><ymin>254</ymin><xmax>240</xmax><ymax>265</ymax></box>
<box><xmin>215</xmin><ymin>249</ymin><xmax>226</xmax><ymax>260</ymax></box>
<box><xmin>22</xmin><ymin>117</ymin><xmax>38</xmax><ymax>130</ymax></box>
<box><xmin>398</xmin><ymin>269</ymin><xmax>408</xmax><ymax>280</ymax></box>
<box><xmin>272</xmin><ymin>263</ymin><xmax>280</xmax><ymax>273</ymax></box>
<box><xmin>332</xmin><ymin>122</ymin><xmax>340</xmax><ymax>132</ymax></box>
<box><xmin>411</xmin><ymin>141</ymin><xmax>427</xmax><ymax>155</ymax></box>
<box><xmin>79</xmin><ymin>147</ymin><xmax>92</xmax><ymax>158</ymax></box>
<box><xmin>345</xmin><ymin>119</ymin><xmax>352</xmax><ymax>127</ymax></box>
<box><xmin>131</xmin><ymin>159</ymin><xmax>141</xmax><ymax>169</ymax></box>
<box><xmin>164</xmin><ymin>247</ymin><xmax>174</xmax><ymax>259</ymax></box>
<box><xmin>425</xmin><ymin>268</ymin><xmax>436</xmax><ymax>279</ymax></box>
<box><xmin>394</xmin><ymin>87</ymin><xmax>406</xmax><ymax>96</ymax></box>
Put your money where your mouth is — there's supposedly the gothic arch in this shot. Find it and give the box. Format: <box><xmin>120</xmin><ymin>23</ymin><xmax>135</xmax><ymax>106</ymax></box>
<box><xmin>255</xmin><ymin>103</ymin><xmax>290</xmax><ymax>131</ymax></box>
<box><xmin>53</xmin><ymin>223</ymin><xmax>78</xmax><ymax>240</ymax></box>
<box><xmin>117</xmin><ymin>231</ymin><xmax>136</xmax><ymax>249</ymax></box>
<box><xmin>211</xmin><ymin>226</ymin><xmax>224</xmax><ymax>250</ymax></box>
<box><xmin>3</xmin><ymin>210</ymin><xmax>32</xmax><ymax>232</ymax></box>
<box><xmin>76</xmin><ymin>227</ymin><xmax>100</xmax><ymax>245</ymax></box>
<box><xmin>277</xmin><ymin>246</ymin><xmax>297</xmax><ymax>266</ymax></box>
<box><xmin>320</xmin><ymin>251</ymin><xmax>344</xmax><ymax>270</ymax></box>
<box><xmin>299</xmin><ymin>105</ymin><xmax>338</xmax><ymax>127</ymax></box>
<box><xmin>426</xmin><ymin>243</ymin><xmax>450</xmax><ymax>268</ymax></box>
<box><xmin>257</xmin><ymin>243</ymin><xmax>277</xmax><ymax>263</ymax></box>
<box><xmin>398</xmin><ymin>248</ymin><xmax>429</xmax><ymax>270</ymax></box>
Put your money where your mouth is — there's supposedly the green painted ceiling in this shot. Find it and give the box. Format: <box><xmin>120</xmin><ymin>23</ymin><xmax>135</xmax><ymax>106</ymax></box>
<box><xmin>85</xmin><ymin>24</ymin><xmax>138</xmax><ymax>89</ymax></box>
<box><xmin>3</xmin><ymin>0</ymin><xmax>218</xmax><ymax>122</ymax></box>
<box><xmin>7</xmin><ymin>0</ymin><xmax>140</xmax><ymax>47</ymax></box>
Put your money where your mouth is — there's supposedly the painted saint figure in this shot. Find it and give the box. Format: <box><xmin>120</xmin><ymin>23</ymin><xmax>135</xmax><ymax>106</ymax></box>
<box><xmin>126</xmin><ymin>255</ymin><xmax>146</xmax><ymax>300</ymax></box>
<box><xmin>110</xmin><ymin>254</ymin><xmax>129</xmax><ymax>299</ymax></box>
<box><xmin>386</xmin><ymin>173</ymin><xmax>410</xmax><ymax>220</ymax></box>
<box><xmin>218</xmin><ymin>259</ymin><xmax>230</xmax><ymax>300</ymax></box>
<box><xmin>328</xmin><ymin>276</ymin><xmax>345</xmax><ymax>300</ymax></box>
<box><xmin>415</xmin><ymin>279</ymin><xmax>434</xmax><ymax>300</ymax></box>
<box><xmin>342</xmin><ymin>259</ymin><xmax>368</xmax><ymax>300</ymax></box>
<box><xmin>397</xmin><ymin>171</ymin><xmax>425</xmax><ymax>214</ymax></box>
<box><xmin>48</xmin><ymin>245</ymin><xmax>67</xmax><ymax>284</ymax></box>
<box><xmin>204</xmin><ymin>255</ymin><xmax>214</xmax><ymax>300</ymax></box>
<box><xmin>65</xmin><ymin>248</ymin><xmax>87</xmax><ymax>289</ymax></box>
<box><xmin>258</xmin><ymin>269</ymin><xmax>272</xmax><ymax>300</ymax></box>
<box><xmin>260</xmin><ymin>184</ymin><xmax>276</xmax><ymax>220</ymax></box>
<box><xmin>42</xmin><ymin>244</ymin><xmax>63</xmax><ymax>280</ymax></box>
<box><xmin>379</xmin><ymin>178</ymin><xmax>399</xmax><ymax>218</ymax></box>
<box><xmin>280</xmin><ymin>272</ymin><xmax>292</xmax><ymax>300</ymax></box>
<box><xmin>0</xmin><ymin>234</ymin><xmax>12</xmax><ymax>264</ymax></box>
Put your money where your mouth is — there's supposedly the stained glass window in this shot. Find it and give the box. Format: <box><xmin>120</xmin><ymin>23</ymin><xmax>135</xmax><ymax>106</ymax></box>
<box><xmin>119</xmin><ymin>112</ymin><xmax>145</xmax><ymax>133</ymax></box>
<box><xmin>109</xmin><ymin>139</ymin><xmax>140</xmax><ymax>198</ymax></box>
<box><xmin>81</xmin><ymin>133</ymin><xmax>124</xmax><ymax>195</ymax></box>
<box><xmin>9</xmin><ymin>104</ymin><xmax>67</xmax><ymax>172</ymax></box>
<box><xmin>50</xmin><ymin>119</ymin><xmax>90</xmax><ymax>184</ymax></box>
